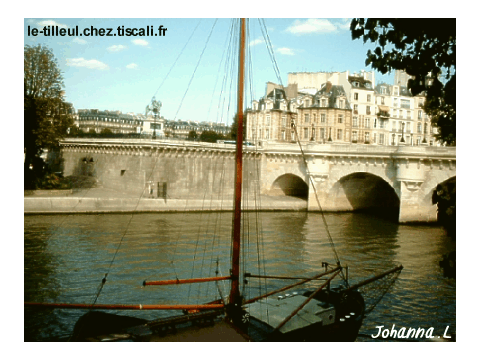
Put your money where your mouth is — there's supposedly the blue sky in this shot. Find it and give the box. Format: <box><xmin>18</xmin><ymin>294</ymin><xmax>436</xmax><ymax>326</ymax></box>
<box><xmin>24</xmin><ymin>17</ymin><xmax>396</xmax><ymax>125</ymax></box>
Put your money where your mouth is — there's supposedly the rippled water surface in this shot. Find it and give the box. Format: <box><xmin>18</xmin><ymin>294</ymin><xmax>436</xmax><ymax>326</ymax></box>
<box><xmin>24</xmin><ymin>212</ymin><xmax>455</xmax><ymax>341</ymax></box>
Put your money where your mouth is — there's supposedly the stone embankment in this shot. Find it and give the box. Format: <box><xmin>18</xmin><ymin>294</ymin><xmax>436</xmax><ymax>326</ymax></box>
<box><xmin>24</xmin><ymin>188</ymin><xmax>307</xmax><ymax>214</ymax></box>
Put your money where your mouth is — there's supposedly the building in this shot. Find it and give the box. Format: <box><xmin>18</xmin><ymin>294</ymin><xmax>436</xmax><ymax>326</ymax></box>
<box><xmin>246</xmin><ymin>82</ymin><xmax>352</xmax><ymax>144</ymax></box>
<box><xmin>348</xmin><ymin>74</ymin><xmax>375</xmax><ymax>144</ymax></box>
<box><xmin>76</xmin><ymin>109</ymin><xmax>165</xmax><ymax>136</ymax></box>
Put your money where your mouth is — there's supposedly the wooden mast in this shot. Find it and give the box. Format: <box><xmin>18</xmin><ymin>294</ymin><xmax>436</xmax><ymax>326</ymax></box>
<box><xmin>229</xmin><ymin>18</ymin><xmax>246</xmax><ymax>307</ymax></box>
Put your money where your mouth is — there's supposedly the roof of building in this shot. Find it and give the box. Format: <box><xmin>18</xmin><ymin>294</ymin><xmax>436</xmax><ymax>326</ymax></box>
<box><xmin>314</xmin><ymin>84</ymin><xmax>351</xmax><ymax>110</ymax></box>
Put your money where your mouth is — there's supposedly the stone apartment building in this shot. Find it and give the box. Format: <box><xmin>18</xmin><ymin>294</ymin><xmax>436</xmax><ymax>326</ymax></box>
<box><xmin>246</xmin><ymin>82</ymin><xmax>352</xmax><ymax>144</ymax></box>
<box><xmin>247</xmin><ymin>70</ymin><xmax>438</xmax><ymax>146</ymax></box>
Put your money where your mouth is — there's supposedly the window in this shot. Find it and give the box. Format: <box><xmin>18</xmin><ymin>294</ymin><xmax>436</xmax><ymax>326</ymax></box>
<box><xmin>339</xmin><ymin>100</ymin><xmax>344</xmax><ymax>108</ymax></box>
<box><xmin>401</xmin><ymin>99</ymin><xmax>410</xmax><ymax>109</ymax></box>
<box><xmin>320</xmin><ymin>128</ymin><xmax>325</xmax><ymax>139</ymax></box>
<box><xmin>338</xmin><ymin>114</ymin><xmax>343</xmax><ymax>124</ymax></box>
<box><xmin>291</xmin><ymin>131</ymin><xmax>295</xmax><ymax>141</ymax></box>
<box><xmin>394</xmin><ymin>87</ymin><xmax>399</xmax><ymax>96</ymax></box>
<box><xmin>321</xmin><ymin>113</ymin><xmax>326</xmax><ymax>123</ymax></box>
<box><xmin>354</xmin><ymin>93</ymin><xmax>359</xmax><ymax>100</ymax></box>
<box><xmin>367</xmin><ymin>94</ymin><xmax>371</xmax><ymax>102</ymax></box>
<box><xmin>304</xmin><ymin>128</ymin><xmax>309</xmax><ymax>139</ymax></box>
<box><xmin>354</xmin><ymin>104</ymin><xmax>358</xmax><ymax>114</ymax></box>
<box><xmin>406</xmin><ymin>122</ymin><xmax>411</xmax><ymax>132</ymax></box>
<box><xmin>379</xmin><ymin>133</ymin><xmax>384</xmax><ymax>145</ymax></box>
<box><xmin>305</xmin><ymin>114</ymin><xmax>309</xmax><ymax>123</ymax></box>
<box><xmin>282</xmin><ymin>116</ymin><xmax>287</xmax><ymax>127</ymax></box>
<box><xmin>352</xmin><ymin>131</ymin><xmax>358</xmax><ymax>142</ymax></box>
<box><xmin>313</xmin><ymin>113</ymin><xmax>316</xmax><ymax>123</ymax></box>
<box><xmin>393</xmin><ymin>98</ymin><xmax>398</xmax><ymax>108</ymax></box>
<box><xmin>321</xmin><ymin>99</ymin><xmax>327</xmax><ymax>107</ymax></box>
<box><xmin>373</xmin><ymin>133</ymin><xmax>377</xmax><ymax>144</ymax></box>
<box><xmin>381</xmin><ymin>97</ymin><xmax>385</xmax><ymax>105</ymax></box>
<box><xmin>407</xmin><ymin>111</ymin><xmax>411</xmax><ymax>119</ymax></box>
<box><xmin>337</xmin><ymin>129</ymin><xmax>343</xmax><ymax>140</ymax></box>
<box><xmin>418</xmin><ymin>110</ymin><xmax>422</xmax><ymax>120</ymax></box>
<box><xmin>353</xmin><ymin>117</ymin><xmax>358</xmax><ymax>127</ymax></box>
<box><xmin>365</xmin><ymin>132</ymin><xmax>370</xmax><ymax>142</ymax></box>
<box><xmin>366</xmin><ymin>106</ymin><xmax>371</xmax><ymax>115</ymax></box>
<box><xmin>266</xmin><ymin>115</ymin><xmax>271</xmax><ymax>125</ymax></box>
<box><xmin>282</xmin><ymin>130</ymin><xmax>286</xmax><ymax>140</ymax></box>
<box><xmin>265</xmin><ymin>129</ymin><xmax>269</xmax><ymax>139</ymax></box>
<box><xmin>365</xmin><ymin>118</ymin><xmax>370</xmax><ymax>128</ymax></box>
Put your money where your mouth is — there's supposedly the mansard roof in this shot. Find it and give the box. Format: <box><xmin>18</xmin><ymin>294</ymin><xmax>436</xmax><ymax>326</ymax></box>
<box><xmin>314</xmin><ymin>84</ymin><xmax>351</xmax><ymax>110</ymax></box>
<box><xmin>348</xmin><ymin>75</ymin><xmax>373</xmax><ymax>90</ymax></box>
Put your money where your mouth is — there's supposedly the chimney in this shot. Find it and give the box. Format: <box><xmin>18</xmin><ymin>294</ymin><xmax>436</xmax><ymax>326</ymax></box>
<box><xmin>326</xmin><ymin>81</ymin><xmax>332</xmax><ymax>93</ymax></box>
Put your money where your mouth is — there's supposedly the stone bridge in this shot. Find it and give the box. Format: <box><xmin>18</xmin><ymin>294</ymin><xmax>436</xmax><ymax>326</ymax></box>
<box><xmin>59</xmin><ymin>138</ymin><xmax>456</xmax><ymax>223</ymax></box>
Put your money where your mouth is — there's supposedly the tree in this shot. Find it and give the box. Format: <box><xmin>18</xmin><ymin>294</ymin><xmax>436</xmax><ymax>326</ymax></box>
<box><xmin>199</xmin><ymin>130</ymin><xmax>226</xmax><ymax>143</ymax></box>
<box><xmin>350</xmin><ymin>18</ymin><xmax>456</xmax><ymax>145</ymax></box>
<box><xmin>187</xmin><ymin>130</ymin><xmax>198</xmax><ymax>141</ymax></box>
<box><xmin>229</xmin><ymin>113</ymin><xmax>246</xmax><ymax>141</ymax></box>
<box><xmin>24</xmin><ymin>44</ymin><xmax>74</xmax><ymax>188</ymax></box>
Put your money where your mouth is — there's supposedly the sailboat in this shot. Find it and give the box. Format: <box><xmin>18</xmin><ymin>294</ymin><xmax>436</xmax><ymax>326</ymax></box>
<box><xmin>25</xmin><ymin>18</ymin><xmax>403</xmax><ymax>342</ymax></box>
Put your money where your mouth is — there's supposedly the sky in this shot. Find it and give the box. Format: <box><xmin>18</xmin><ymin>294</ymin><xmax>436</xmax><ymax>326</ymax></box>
<box><xmin>24</xmin><ymin>17</ymin><xmax>397</xmax><ymax>126</ymax></box>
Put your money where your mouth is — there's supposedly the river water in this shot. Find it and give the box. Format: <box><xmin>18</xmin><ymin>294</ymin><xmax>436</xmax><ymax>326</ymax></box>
<box><xmin>24</xmin><ymin>211</ymin><xmax>456</xmax><ymax>342</ymax></box>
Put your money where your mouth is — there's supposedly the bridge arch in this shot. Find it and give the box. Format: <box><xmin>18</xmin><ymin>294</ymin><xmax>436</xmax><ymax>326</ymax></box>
<box><xmin>269</xmin><ymin>173</ymin><xmax>309</xmax><ymax>199</ymax></box>
<box><xmin>330</xmin><ymin>172</ymin><xmax>400</xmax><ymax>217</ymax></box>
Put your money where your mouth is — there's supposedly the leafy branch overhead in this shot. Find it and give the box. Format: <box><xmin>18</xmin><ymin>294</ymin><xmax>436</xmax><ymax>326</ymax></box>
<box><xmin>350</xmin><ymin>18</ymin><xmax>456</xmax><ymax>145</ymax></box>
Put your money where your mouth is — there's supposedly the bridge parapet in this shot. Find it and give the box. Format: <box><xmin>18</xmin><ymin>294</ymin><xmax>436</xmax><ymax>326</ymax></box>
<box><xmin>59</xmin><ymin>138</ymin><xmax>455</xmax><ymax>222</ymax></box>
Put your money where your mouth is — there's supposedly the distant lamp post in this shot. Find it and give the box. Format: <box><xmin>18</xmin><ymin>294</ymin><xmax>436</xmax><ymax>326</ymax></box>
<box><xmin>400</xmin><ymin>122</ymin><xmax>405</xmax><ymax>144</ymax></box>
<box><xmin>145</xmin><ymin>97</ymin><xmax>162</xmax><ymax>140</ymax></box>
<box><xmin>310</xmin><ymin>123</ymin><xmax>315</xmax><ymax>141</ymax></box>
<box><xmin>328</xmin><ymin>128</ymin><xmax>332</xmax><ymax>142</ymax></box>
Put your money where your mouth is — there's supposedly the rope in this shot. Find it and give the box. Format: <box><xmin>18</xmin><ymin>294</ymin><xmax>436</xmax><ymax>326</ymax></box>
<box><xmin>152</xmin><ymin>19</ymin><xmax>203</xmax><ymax>99</ymax></box>
<box><xmin>173</xmin><ymin>19</ymin><xmax>218</xmax><ymax>121</ymax></box>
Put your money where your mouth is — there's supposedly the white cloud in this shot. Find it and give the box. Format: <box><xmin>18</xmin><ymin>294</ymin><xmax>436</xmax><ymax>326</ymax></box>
<box><xmin>132</xmin><ymin>39</ymin><xmax>148</xmax><ymax>46</ymax></box>
<box><xmin>107</xmin><ymin>44</ymin><xmax>127</xmax><ymax>52</ymax></box>
<box><xmin>285</xmin><ymin>19</ymin><xmax>337</xmax><ymax>35</ymax></box>
<box><xmin>249</xmin><ymin>38</ymin><xmax>265</xmax><ymax>47</ymax></box>
<box><xmin>73</xmin><ymin>37</ymin><xmax>87</xmax><ymax>45</ymax></box>
<box><xmin>66</xmin><ymin>58</ymin><xmax>109</xmax><ymax>70</ymax></box>
<box><xmin>126</xmin><ymin>63</ymin><xmax>138</xmax><ymax>69</ymax></box>
<box><xmin>335</xmin><ymin>19</ymin><xmax>351</xmax><ymax>31</ymax></box>
<box><xmin>37</xmin><ymin>20</ymin><xmax>68</xmax><ymax>29</ymax></box>
<box><xmin>276</xmin><ymin>47</ymin><xmax>295</xmax><ymax>56</ymax></box>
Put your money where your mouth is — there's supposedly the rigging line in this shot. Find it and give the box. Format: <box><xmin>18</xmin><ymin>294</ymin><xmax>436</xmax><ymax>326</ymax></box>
<box><xmin>214</xmin><ymin>23</ymin><xmax>235</xmax><ymax>125</ymax></box>
<box><xmin>187</xmin><ymin>149</ymin><xmax>219</xmax><ymax>303</ymax></box>
<box><xmin>290</xmin><ymin>121</ymin><xmax>346</xmax><ymax>284</ymax></box>
<box><xmin>258</xmin><ymin>19</ymin><xmax>283</xmax><ymax>87</ymax></box>
<box><xmin>152</xmin><ymin>19</ymin><xmax>203</xmax><ymax>99</ymax></box>
<box><xmin>198</xmin><ymin>155</ymin><xmax>222</xmax><ymax>300</ymax></box>
<box><xmin>173</xmin><ymin>19</ymin><xmax>218</xmax><ymax>121</ymax></box>
<box><xmin>206</xmin><ymin>19</ymin><xmax>235</xmax><ymax>123</ymax></box>
<box><xmin>258</xmin><ymin>18</ymin><xmax>346</xmax><ymax>284</ymax></box>
<box><xmin>205</xmin><ymin>153</ymin><xmax>227</xmax><ymax>300</ymax></box>
<box><xmin>219</xmin><ymin>19</ymin><xmax>238</xmax><ymax>126</ymax></box>
<box><xmin>90</xmin><ymin>137</ymin><xmax>170</xmax><ymax>301</ymax></box>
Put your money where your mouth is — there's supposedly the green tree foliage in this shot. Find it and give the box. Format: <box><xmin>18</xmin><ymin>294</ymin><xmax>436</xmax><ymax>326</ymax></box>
<box><xmin>229</xmin><ymin>113</ymin><xmax>246</xmax><ymax>141</ymax></box>
<box><xmin>199</xmin><ymin>130</ymin><xmax>226</xmax><ymax>143</ymax></box>
<box><xmin>187</xmin><ymin>130</ymin><xmax>198</xmax><ymax>140</ymax></box>
<box><xmin>24</xmin><ymin>44</ymin><xmax>74</xmax><ymax>188</ymax></box>
<box><xmin>350</xmin><ymin>18</ymin><xmax>456</xmax><ymax>145</ymax></box>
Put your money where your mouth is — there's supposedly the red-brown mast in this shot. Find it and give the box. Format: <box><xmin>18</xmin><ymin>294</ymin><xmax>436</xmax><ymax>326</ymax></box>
<box><xmin>229</xmin><ymin>18</ymin><xmax>246</xmax><ymax>307</ymax></box>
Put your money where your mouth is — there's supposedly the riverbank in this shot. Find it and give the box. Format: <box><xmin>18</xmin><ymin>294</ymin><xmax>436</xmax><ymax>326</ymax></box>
<box><xmin>24</xmin><ymin>188</ymin><xmax>308</xmax><ymax>214</ymax></box>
